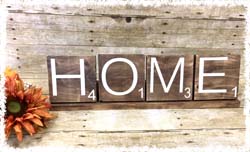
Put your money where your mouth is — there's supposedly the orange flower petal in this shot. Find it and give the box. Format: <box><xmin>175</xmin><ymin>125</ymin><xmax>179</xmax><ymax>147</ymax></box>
<box><xmin>33</xmin><ymin>109</ymin><xmax>53</xmax><ymax>119</ymax></box>
<box><xmin>30</xmin><ymin>118</ymin><xmax>43</xmax><ymax>127</ymax></box>
<box><xmin>23</xmin><ymin>113</ymin><xmax>34</xmax><ymax>120</ymax></box>
<box><xmin>5</xmin><ymin>127</ymin><xmax>12</xmax><ymax>139</ymax></box>
<box><xmin>13</xmin><ymin>123</ymin><xmax>23</xmax><ymax>142</ymax></box>
<box><xmin>22</xmin><ymin>121</ymin><xmax>35</xmax><ymax>136</ymax></box>
<box><xmin>16</xmin><ymin>90</ymin><xmax>24</xmax><ymax>101</ymax></box>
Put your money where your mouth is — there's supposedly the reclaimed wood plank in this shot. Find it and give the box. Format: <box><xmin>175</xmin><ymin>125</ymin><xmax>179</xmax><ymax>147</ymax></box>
<box><xmin>146</xmin><ymin>55</ymin><xmax>194</xmax><ymax>101</ymax></box>
<box><xmin>6</xmin><ymin>29</ymin><xmax>245</xmax><ymax>48</ymax></box>
<box><xmin>194</xmin><ymin>54</ymin><xmax>241</xmax><ymax>100</ymax></box>
<box><xmin>7</xmin><ymin>129</ymin><xmax>245</xmax><ymax>148</ymax></box>
<box><xmin>5</xmin><ymin>3</ymin><xmax>246</xmax><ymax>20</ymax></box>
<box><xmin>98</xmin><ymin>54</ymin><xmax>145</xmax><ymax>102</ymax></box>
<box><xmin>9</xmin><ymin>108</ymin><xmax>246</xmax><ymax>132</ymax></box>
<box><xmin>47</xmin><ymin>56</ymin><xmax>97</xmax><ymax>103</ymax></box>
<box><xmin>7</xmin><ymin>13</ymin><xmax>246</xmax><ymax>32</ymax></box>
<box><xmin>7</xmin><ymin>108</ymin><xmax>245</xmax><ymax>147</ymax></box>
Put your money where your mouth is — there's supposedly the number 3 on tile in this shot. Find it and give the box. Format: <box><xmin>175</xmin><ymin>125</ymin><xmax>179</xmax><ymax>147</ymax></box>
<box><xmin>184</xmin><ymin>87</ymin><xmax>191</xmax><ymax>99</ymax></box>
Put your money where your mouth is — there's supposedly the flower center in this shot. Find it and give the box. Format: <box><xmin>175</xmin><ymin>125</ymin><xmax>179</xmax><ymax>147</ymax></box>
<box><xmin>6</xmin><ymin>96</ymin><xmax>27</xmax><ymax>117</ymax></box>
<box><xmin>7</xmin><ymin>100</ymin><xmax>21</xmax><ymax>114</ymax></box>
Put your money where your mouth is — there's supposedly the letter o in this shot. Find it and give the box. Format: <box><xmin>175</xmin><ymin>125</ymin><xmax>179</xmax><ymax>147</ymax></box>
<box><xmin>101</xmin><ymin>58</ymin><xmax>138</xmax><ymax>96</ymax></box>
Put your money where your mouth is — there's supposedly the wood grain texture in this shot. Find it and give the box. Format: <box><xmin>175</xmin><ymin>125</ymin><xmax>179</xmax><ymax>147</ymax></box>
<box><xmin>7</xmin><ymin>13</ymin><xmax>246</xmax><ymax>33</ymax></box>
<box><xmin>7</xmin><ymin>108</ymin><xmax>245</xmax><ymax>148</ymax></box>
<box><xmin>146</xmin><ymin>55</ymin><xmax>194</xmax><ymax>101</ymax></box>
<box><xmin>47</xmin><ymin>56</ymin><xmax>96</xmax><ymax>103</ymax></box>
<box><xmin>98</xmin><ymin>54</ymin><xmax>145</xmax><ymax>102</ymax></box>
<box><xmin>5</xmin><ymin>3</ymin><xmax>246</xmax><ymax>20</ymax></box>
<box><xmin>194</xmin><ymin>54</ymin><xmax>241</xmax><ymax>100</ymax></box>
<box><xmin>7</xmin><ymin>28</ymin><xmax>244</xmax><ymax>48</ymax></box>
<box><xmin>8</xmin><ymin>129</ymin><xmax>245</xmax><ymax>148</ymax></box>
<box><xmin>51</xmin><ymin>100</ymin><xmax>240</xmax><ymax>110</ymax></box>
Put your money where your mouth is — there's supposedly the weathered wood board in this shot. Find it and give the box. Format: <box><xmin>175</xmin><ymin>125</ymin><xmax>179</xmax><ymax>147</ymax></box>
<box><xmin>146</xmin><ymin>55</ymin><xmax>194</xmax><ymax>101</ymax></box>
<box><xmin>98</xmin><ymin>54</ymin><xmax>145</xmax><ymax>102</ymax></box>
<box><xmin>194</xmin><ymin>54</ymin><xmax>241</xmax><ymax>100</ymax></box>
<box><xmin>7</xmin><ymin>108</ymin><xmax>245</xmax><ymax>148</ymax></box>
<box><xmin>47</xmin><ymin>56</ymin><xmax>96</xmax><ymax>103</ymax></box>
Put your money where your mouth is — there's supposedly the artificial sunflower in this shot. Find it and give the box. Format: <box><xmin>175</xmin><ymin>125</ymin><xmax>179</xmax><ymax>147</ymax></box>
<box><xmin>4</xmin><ymin>67</ymin><xmax>54</xmax><ymax>142</ymax></box>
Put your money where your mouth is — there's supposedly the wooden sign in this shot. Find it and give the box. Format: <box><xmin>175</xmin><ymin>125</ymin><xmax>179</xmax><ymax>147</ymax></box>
<box><xmin>47</xmin><ymin>56</ymin><xmax>96</xmax><ymax>103</ymax></box>
<box><xmin>146</xmin><ymin>55</ymin><xmax>194</xmax><ymax>101</ymax></box>
<box><xmin>98</xmin><ymin>54</ymin><xmax>145</xmax><ymax>102</ymax></box>
<box><xmin>194</xmin><ymin>54</ymin><xmax>241</xmax><ymax>100</ymax></box>
<box><xmin>46</xmin><ymin>54</ymin><xmax>241</xmax><ymax>109</ymax></box>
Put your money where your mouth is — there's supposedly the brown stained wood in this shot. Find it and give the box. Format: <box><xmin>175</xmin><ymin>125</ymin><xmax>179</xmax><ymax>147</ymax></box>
<box><xmin>47</xmin><ymin>56</ymin><xmax>96</xmax><ymax>103</ymax></box>
<box><xmin>146</xmin><ymin>55</ymin><xmax>194</xmax><ymax>101</ymax></box>
<box><xmin>51</xmin><ymin>100</ymin><xmax>240</xmax><ymax>110</ymax></box>
<box><xmin>194</xmin><ymin>54</ymin><xmax>241</xmax><ymax>100</ymax></box>
<box><xmin>98</xmin><ymin>54</ymin><xmax>145</xmax><ymax>102</ymax></box>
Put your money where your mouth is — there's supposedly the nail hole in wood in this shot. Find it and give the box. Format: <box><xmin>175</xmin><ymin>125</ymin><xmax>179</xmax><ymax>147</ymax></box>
<box><xmin>162</xmin><ymin>22</ymin><xmax>168</xmax><ymax>25</ymax></box>
<box><xmin>6</xmin><ymin>6</ymin><xmax>11</xmax><ymax>8</ymax></box>
<box><xmin>77</xmin><ymin>144</ymin><xmax>85</xmax><ymax>147</ymax></box>
<box><xmin>83</xmin><ymin>119</ymin><xmax>87</xmax><ymax>121</ymax></box>
<box><xmin>9</xmin><ymin>18</ymin><xmax>13</xmax><ymax>21</ymax></box>
<box><xmin>35</xmin><ymin>137</ymin><xmax>42</xmax><ymax>140</ymax></box>
<box><xmin>180</xmin><ymin>123</ymin><xmax>183</xmax><ymax>126</ymax></box>
<box><xmin>232</xmin><ymin>43</ymin><xmax>235</xmax><ymax>46</ymax></box>
<box><xmin>165</xmin><ymin>11</ymin><xmax>171</xmax><ymax>14</ymax></box>
<box><xmin>235</xmin><ymin>25</ymin><xmax>239</xmax><ymax>28</ymax></box>
<box><xmin>183</xmin><ymin>133</ymin><xmax>189</xmax><ymax>136</ymax></box>
<box><xmin>18</xmin><ymin>66</ymin><xmax>21</xmax><ymax>69</ymax></box>
<box><xmin>83</xmin><ymin>125</ymin><xmax>86</xmax><ymax>128</ymax></box>
<box><xmin>233</xmin><ymin>34</ymin><xmax>237</xmax><ymax>37</ymax></box>
<box><xmin>79</xmin><ymin>135</ymin><xmax>86</xmax><ymax>137</ymax></box>
<box><xmin>125</xmin><ymin>17</ymin><xmax>132</xmax><ymax>23</ymax></box>
<box><xmin>161</xmin><ymin>41</ymin><xmax>165</xmax><ymax>44</ymax></box>
<box><xmin>89</xmin><ymin>30</ymin><xmax>94</xmax><ymax>33</ymax></box>
<box><xmin>196</xmin><ymin>12</ymin><xmax>203</xmax><ymax>15</ymax></box>
<box><xmin>13</xmin><ymin>38</ymin><xmax>16</xmax><ymax>40</ymax></box>
<box><xmin>162</xmin><ymin>32</ymin><xmax>166</xmax><ymax>34</ymax></box>
<box><xmin>239</xmin><ymin>14</ymin><xmax>244</xmax><ymax>17</ymax></box>
<box><xmin>87</xmin><ymin>8</ymin><xmax>92</xmax><ymax>11</ymax></box>
<box><xmin>177</xmin><ymin>117</ymin><xmax>180</xmax><ymax>120</ymax></box>
<box><xmin>224</xmin><ymin>132</ymin><xmax>231</xmax><ymax>134</ymax></box>
<box><xmin>52</xmin><ymin>6</ymin><xmax>59</xmax><ymax>10</ymax></box>
<box><xmin>161</xmin><ymin>51</ymin><xmax>164</xmax><ymax>54</ymax></box>
<box><xmin>91</xmin><ymin>49</ymin><xmax>94</xmax><ymax>52</ymax></box>
<box><xmin>89</xmin><ymin>39</ymin><xmax>93</xmax><ymax>42</ymax></box>
<box><xmin>16</xmin><ymin>49</ymin><xmax>19</xmax><ymax>51</ymax></box>
<box><xmin>187</xmin><ymin>141</ymin><xmax>194</xmax><ymax>143</ymax></box>
<box><xmin>11</xmin><ymin>28</ymin><xmax>15</xmax><ymax>30</ymax></box>
<box><xmin>16</xmin><ymin>57</ymin><xmax>20</xmax><ymax>60</ymax></box>
<box><xmin>88</xmin><ymin>20</ymin><xmax>95</xmax><ymax>23</ymax></box>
